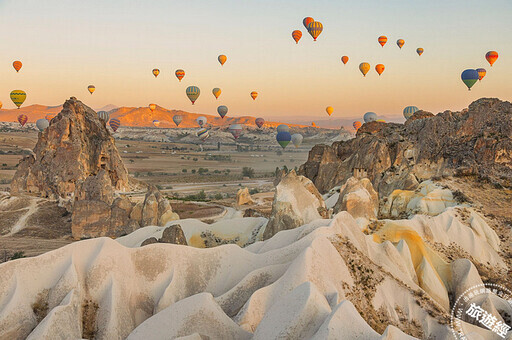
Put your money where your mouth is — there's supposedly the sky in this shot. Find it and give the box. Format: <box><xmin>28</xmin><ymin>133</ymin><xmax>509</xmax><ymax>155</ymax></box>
<box><xmin>0</xmin><ymin>0</ymin><xmax>511</xmax><ymax>122</ymax></box>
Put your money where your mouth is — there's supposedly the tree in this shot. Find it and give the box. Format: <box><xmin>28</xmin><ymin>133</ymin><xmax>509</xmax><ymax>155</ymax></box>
<box><xmin>242</xmin><ymin>167</ymin><xmax>255</xmax><ymax>178</ymax></box>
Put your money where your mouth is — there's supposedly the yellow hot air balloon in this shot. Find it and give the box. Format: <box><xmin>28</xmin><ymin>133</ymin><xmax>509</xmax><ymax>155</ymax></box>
<box><xmin>218</xmin><ymin>55</ymin><xmax>227</xmax><ymax>66</ymax></box>
<box><xmin>152</xmin><ymin>69</ymin><xmax>160</xmax><ymax>78</ymax></box>
<box><xmin>359</xmin><ymin>63</ymin><xmax>370</xmax><ymax>77</ymax></box>
<box><xmin>149</xmin><ymin>103</ymin><xmax>156</xmax><ymax>112</ymax></box>
<box><xmin>375</xmin><ymin>64</ymin><xmax>385</xmax><ymax>76</ymax></box>
<box><xmin>326</xmin><ymin>106</ymin><xmax>334</xmax><ymax>116</ymax></box>
<box><xmin>212</xmin><ymin>88</ymin><xmax>221</xmax><ymax>99</ymax></box>
<box><xmin>307</xmin><ymin>21</ymin><xmax>323</xmax><ymax>41</ymax></box>
<box><xmin>251</xmin><ymin>91</ymin><xmax>258</xmax><ymax>100</ymax></box>
<box><xmin>10</xmin><ymin>90</ymin><xmax>26</xmax><ymax>109</ymax></box>
<box><xmin>88</xmin><ymin>85</ymin><xmax>95</xmax><ymax>94</ymax></box>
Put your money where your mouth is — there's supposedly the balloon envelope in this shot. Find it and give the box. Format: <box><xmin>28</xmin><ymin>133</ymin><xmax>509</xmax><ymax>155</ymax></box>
<box><xmin>397</xmin><ymin>39</ymin><xmax>405</xmax><ymax>49</ymax></box>
<box><xmin>292</xmin><ymin>30</ymin><xmax>302</xmax><ymax>44</ymax></box>
<box><xmin>152</xmin><ymin>69</ymin><xmax>160</xmax><ymax>77</ymax></box>
<box><xmin>36</xmin><ymin>119</ymin><xmax>49</xmax><ymax>132</ymax></box>
<box><xmin>152</xmin><ymin>120</ymin><xmax>160</xmax><ymax>127</ymax></box>
<box><xmin>13</xmin><ymin>61</ymin><xmax>22</xmax><ymax>72</ymax></box>
<box><xmin>403</xmin><ymin>106</ymin><xmax>419</xmax><ymax>120</ymax></box>
<box><xmin>255</xmin><ymin>118</ymin><xmax>265</xmax><ymax>128</ymax></box>
<box><xmin>277</xmin><ymin>124</ymin><xmax>289</xmax><ymax>133</ymax></box>
<box><xmin>10</xmin><ymin>90</ymin><xmax>26</xmax><ymax>108</ymax></box>
<box><xmin>359</xmin><ymin>63</ymin><xmax>370</xmax><ymax>77</ymax></box>
<box><xmin>212</xmin><ymin>88</ymin><xmax>221</xmax><ymax>99</ymax></box>
<box><xmin>251</xmin><ymin>91</ymin><xmax>258</xmax><ymax>100</ymax></box>
<box><xmin>186</xmin><ymin>86</ymin><xmax>200</xmax><ymax>104</ymax></box>
<box><xmin>218</xmin><ymin>55</ymin><xmax>227</xmax><ymax>66</ymax></box>
<box><xmin>375</xmin><ymin>64</ymin><xmax>385</xmax><ymax>76</ymax></box>
<box><xmin>291</xmin><ymin>133</ymin><xmax>303</xmax><ymax>148</ymax></box>
<box><xmin>307</xmin><ymin>21</ymin><xmax>323</xmax><ymax>41</ymax></box>
<box><xmin>341</xmin><ymin>56</ymin><xmax>349</xmax><ymax>65</ymax></box>
<box><xmin>353</xmin><ymin>121</ymin><xmax>362</xmax><ymax>130</ymax></box>
<box><xmin>363</xmin><ymin>112</ymin><xmax>377</xmax><ymax>123</ymax></box>
<box><xmin>485</xmin><ymin>51</ymin><xmax>498</xmax><ymax>66</ymax></box>
<box><xmin>378</xmin><ymin>36</ymin><xmax>387</xmax><ymax>47</ymax></box>
<box><xmin>461</xmin><ymin>69</ymin><xmax>479</xmax><ymax>91</ymax></box>
<box><xmin>18</xmin><ymin>114</ymin><xmax>28</xmax><ymax>127</ymax></box>
<box><xmin>197</xmin><ymin>116</ymin><xmax>207</xmax><ymax>127</ymax></box>
<box><xmin>109</xmin><ymin>118</ymin><xmax>120</xmax><ymax>132</ymax></box>
<box><xmin>476</xmin><ymin>68</ymin><xmax>486</xmax><ymax>81</ymax></box>
<box><xmin>175</xmin><ymin>69</ymin><xmax>185</xmax><ymax>81</ymax></box>
<box><xmin>303</xmin><ymin>17</ymin><xmax>314</xmax><ymax>29</ymax></box>
<box><xmin>276</xmin><ymin>131</ymin><xmax>292</xmax><ymax>149</ymax></box>
<box><xmin>98</xmin><ymin>111</ymin><xmax>110</xmax><ymax>122</ymax></box>
<box><xmin>326</xmin><ymin>106</ymin><xmax>334</xmax><ymax>116</ymax></box>
<box><xmin>197</xmin><ymin>128</ymin><xmax>209</xmax><ymax>141</ymax></box>
<box><xmin>416</xmin><ymin>48</ymin><xmax>424</xmax><ymax>56</ymax></box>
<box><xmin>217</xmin><ymin>105</ymin><xmax>228</xmax><ymax>118</ymax></box>
<box><xmin>149</xmin><ymin>104</ymin><xmax>157</xmax><ymax>112</ymax></box>
<box><xmin>88</xmin><ymin>85</ymin><xmax>95</xmax><ymax>94</ymax></box>
<box><xmin>228</xmin><ymin>124</ymin><xmax>243</xmax><ymax>140</ymax></box>
<box><xmin>173</xmin><ymin>115</ymin><xmax>183</xmax><ymax>127</ymax></box>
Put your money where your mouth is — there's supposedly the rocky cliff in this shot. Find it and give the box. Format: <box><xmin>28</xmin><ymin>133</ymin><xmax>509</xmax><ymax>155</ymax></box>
<box><xmin>300</xmin><ymin>98</ymin><xmax>512</xmax><ymax>196</ymax></box>
<box><xmin>11</xmin><ymin>97</ymin><xmax>131</xmax><ymax>199</ymax></box>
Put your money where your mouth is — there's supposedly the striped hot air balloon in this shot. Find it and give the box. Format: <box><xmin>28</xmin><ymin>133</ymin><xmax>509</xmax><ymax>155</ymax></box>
<box><xmin>251</xmin><ymin>91</ymin><xmax>258</xmax><ymax>100</ymax></box>
<box><xmin>218</xmin><ymin>55</ymin><xmax>227</xmax><ymax>66</ymax></box>
<box><xmin>10</xmin><ymin>90</ymin><xmax>26</xmax><ymax>109</ymax></box>
<box><xmin>341</xmin><ymin>56</ymin><xmax>349</xmax><ymax>65</ymax></box>
<box><xmin>175</xmin><ymin>69</ymin><xmax>185</xmax><ymax>81</ymax></box>
<box><xmin>173</xmin><ymin>115</ymin><xmax>183</xmax><ymax>127</ymax></box>
<box><xmin>416</xmin><ymin>48</ymin><xmax>424</xmax><ymax>56</ymax></box>
<box><xmin>353</xmin><ymin>121</ymin><xmax>362</xmax><ymax>131</ymax></box>
<box><xmin>186</xmin><ymin>86</ymin><xmax>200</xmax><ymax>104</ymax></box>
<box><xmin>485</xmin><ymin>51</ymin><xmax>498</xmax><ymax>66</ymax></box>
<box><xmin>18</xmin><ymin>114</ymin><xmax>28</xmax><ymax>127</ymax></box>
<box><xmin>375</xmin><ymin>64</ymin><xmax>385</xmax><ymax>76</ymax></box>
<box><xmin>378</xmin><ymin>36</ymin><xmax>387</xmax><ymax>47</ymax></box>
<box><xmin>476</xmin><ymin>68</ymin><xmax>486</xmax><ymax>81</ymax></box>
<box><xmin>98</xmin><ymin>111</ymin><xmax>110</xmax><ymax>122</ymax></box>
<box><xmin>292</xmin><ymin>30</ymin><xmax>302</xmax><ymax>44</ymax></box>
<box><xmin>255</xmin><ymin>118</ymin><xmax>265</xmax><ymax>129</ymax></box>
<box><xmin>307</xmin><ymin>21</ymin><xmax>323</xmax><ymax>41</ymax></box>
<box><xmin>303</xmin><ymin>17</ymin><xmax>314</xmax><ymax>30</ymax></box>
<box><xmin>228</xmin><ymin>124</ymin><xmax>243</xmax><ymax>140</ymax></box>
<box><xmin>217</xmin><ymin>105</ymin><xmax>228</xmax><ymax>119</ymax></box>
<box><xmin>403</xmin><ymin>106</ymin><xmax>419</xmax><ymax>120</ymax></box>
<box><xmin>276</xmin><ymin>131</ymin><xmax>292</xmax><ymax>149</ymax></box>
<box><xmin>13</xmin><ymin>61</ymin><xmax>22</xmax><ymax>72</ymax></box>
<box><xmin>212</xmin><ymin>88</ymin><xmax>221</xmax><ymax>99</ymax></box>
<box><xmin>359</xmin><ymin>63</ymin><xmax>370</xmax><ymax>77</ymax></box>
<box><xmin>88</xmin><ymin>85</ymin><xmax>95</xmax><ymax>94</ymax></box>
<box><xmin>109</xmin><ymin>118</ymin><xmax>120</xmax><ymax>132</ymax></box>
<box><xmin>277</xmin><ymin>124</ymin><xmax>289</xmax><ymax>133</ymax></box>
<box><xmin>397</xmin><ymin>39</ymin><xmax>405</xmax><ymax>49</ymax></box>
<box><xmin>461</xmin><ymin>69</ymin><xmax>479</xmax><ymax>91</ymax></box>
<box><xmin>197</xmin><ymin>128</ymin><xmax>209</xmax><ymax>141</ymax></box>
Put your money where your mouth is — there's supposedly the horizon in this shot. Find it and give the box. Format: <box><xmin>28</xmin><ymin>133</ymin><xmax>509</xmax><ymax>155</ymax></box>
<box><xmin>0</xmin><ymin>0</ymin><xmax>510</xmax><ymax>122</ymax></box>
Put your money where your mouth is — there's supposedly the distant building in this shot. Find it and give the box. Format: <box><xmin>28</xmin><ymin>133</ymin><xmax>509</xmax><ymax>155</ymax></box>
<box><xmin>353</xmin><ymin>167</ymin><xmax>367</xmax><ymax>179</ymax></box>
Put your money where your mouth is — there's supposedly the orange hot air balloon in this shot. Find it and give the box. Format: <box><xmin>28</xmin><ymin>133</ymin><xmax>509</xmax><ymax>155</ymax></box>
<box><xmin>13</xmin><ymin>61</ymin><xmax>22</xmax><ymax>72</ymax></box>
<box><xmin>18</xmin><ymin>114</ymin><xmax>28</xmax><ymax>127</ymax></box>
<box><xmin>353</xmin><ymin>121</ymin><xmax>362</xmax><ymax>131</ymax></box>
<box><xmin>149</xmin><ymin>104</ymin><xmax>156</xmax><ymax>112</ymax></box>
<box><xmin>375</xmin><ymin>64</ymin><xmax>385</xmax><ymax>76</ymax></box>
<box><xmin>152</xmin><ymin>69</ymin><xmax>160</xmax><ymax>77</ymax></box>
<box><xmin>0</xmin><ymin>101</ymin><xmax>2</xmax><ymax>109</ymax></box>
<box><xmin>397</xmin><ymin>39</ymin><xmax>405</xmax><ymax>49</ymax></box>
<box><xmin>311</xmin><ymin>122</ymin><xmax>317</xmax><ymax>127</ymax></box>
<box><xmin>485</xmin><ymin>51</ymin><xmax>498</xmax><ymax>66</ymax></box>
<box><xmin>378</xmin><ymin>36</ymin><xmax>387</xmax><ymax>47</ymax></box>
<box><xmin>88</xmin><ymin>85</ymin><xmax>95</xmax><ymax>94</ymax></box>
<box><xmin>359</xmin><ymin>62</ymin><xmax>370</xmax><ymax>77</ymax></box>
<box><xmin>218</xmin><ymin>55</ymin><xmax>227</xmax><ymax>66</ymax></box>
<box><xmin>292</xmin><ymin>30</ymin><xmax>302</xmax><ymax>44</ymax></box>
<box><xmin>326</xmin><ymin>106</ymin><xmax>334</xmax><ymax>116</ymax></box>
<box><xmin>303</xmin><ymin>17</ymin><xmax>314</xmax><ymax>30</ymax></box>
<box><xmin>250</xmin><ymin>91</ymin><xmax>258</xmax><ymax>100</ymax></box>
<box><xmin>341</xmin><ymin>56</ymin><xmax>349</xmax><ymax>65</ymax></box>
<box><xmin>175</xmin><ymin>69</ymin><xmax>185</xmax><ymax>81</ymax></box>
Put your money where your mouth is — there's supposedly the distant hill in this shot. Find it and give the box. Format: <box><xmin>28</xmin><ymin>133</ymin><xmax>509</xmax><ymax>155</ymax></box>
<box><xmin>95</xmin><ymin>104</ymin><xmax>119</xmax><ymax>112</ymax></box>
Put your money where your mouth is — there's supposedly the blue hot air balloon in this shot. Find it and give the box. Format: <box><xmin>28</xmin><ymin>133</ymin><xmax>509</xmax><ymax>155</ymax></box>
<box><xmin>363</xmin><ymin>112</ymin><xmax>377</xmax><ymax>123</ymax></box>
<box><xmin>403</xmin><ymin>106</ymin><xmax>419</xmax><ymax>120</ymax></box>
<box><xmin>217</xmin><ymin>105</ymin><xmax>228</xmax><ymax>119</ymax></box>
<box><xmin>461</xmin><ymin>69</ymin><xmax>479</xmax><ymax>91</ymax></box>
<box><xmin>276</xmin><ymin>131</ymin><xmax>292</xmax><ymax>149</ymax></box>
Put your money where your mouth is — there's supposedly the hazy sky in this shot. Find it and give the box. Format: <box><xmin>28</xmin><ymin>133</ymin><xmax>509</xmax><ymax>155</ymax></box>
<box><xmin>0</xmin><ymin>0</ymin><xmax>511</xmax><ymax>121</ymax></box>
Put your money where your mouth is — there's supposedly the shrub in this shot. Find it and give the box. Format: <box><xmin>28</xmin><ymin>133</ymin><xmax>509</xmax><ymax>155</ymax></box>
<box><xmin>242</xmin><ymin>167</ymin><xmax>255</xmax><ymax>178</ymax></box>
<box><xmin>191</xmin><ymin>169</ymin><xmax>196</xmax><ymax>174</ymax></box>
<box><xmin>182</xmin><ymin>169</ymin><xmax>187</xmax><ymax>173</ymax></box>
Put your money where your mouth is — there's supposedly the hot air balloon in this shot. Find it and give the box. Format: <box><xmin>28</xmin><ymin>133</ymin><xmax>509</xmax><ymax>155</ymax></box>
<box><xmin>218</xmin><ymin>55</ymin><xmax>227</xmax><ymax>66</ymax></box>
<box><xmin>255</xmin><ymin>118</ymin><xmax>265</xmax><ymax>129</ymax></box>
<box><xmin>359</xmin><ymin>63</ymin><xmax>370</xmax><ymax>77</ymax></box>
<box><xmin>18</xmin><ymin>114</ymin><xmax>28</xmax><ymax>127</ymax></box>
<box><xmin>353</xmin><ymin>121</ymin><xmax>362</xmax><ymax>131</ymax></box>
<box><xmin>277</xmin><ymin>124</ymin><xmax>289</xmax><ymax>133</ymax></box>
<box><xmin>251</xmin><ymin>91</ymin><xmax>258</xmax><ymax>100</ymax></box>
<box><xmin>376</xmin><ymin>119</ymin><xmax>386</xmax><ymax>123</ymax></box>
<box><xmin>197</xmin><ymin>128</ymin><xmax>209</xmax><ymax>141</ymax></box>
<box><xmin>307</xmin><ymin>21</ymin><xmax>323</xmax><ymax>41</ymax></box>
<box><xmin>476</xmin><ymin>68</ymin><xmax>486</xmax><ymax>81</ymax></box>
<box><xmin>13</xmin><ymin>61</ymin><xmax>22</xmax><ymax>72</ymax></box>
<box><xmin>363</xmin><ymin>112</ymin><xmax>377</xmax><ymax>123</ymax></box>
<box><xmin>378</xmin><ymin>36</ymin><xmax>387</xmax><ymax>47</ymax></box>
<box><xmin>276</xmin><ymin>131</ymin><xmax>292</xmax><ymax>149</ymax></box>
<box><xmin>416</xmin><ymin>48</ymin><xmax>424</xmax><ymax>56</ymax></box>
<box><xmin>152</xmin><ymin>69</ymin><xmax>160</xmax><ymax>78</ymax></box>
<box><xmin>152</xmin><ymin>120</ymin><xmax>161</xmax><ymax>127</ymax></box>
<box><xmin>217</xmin><ymin>105</ymin><xmax>228</xmax><ymax>119</ymax></box>
<box><xmin>212</xmin><ymin>88</ymin><xmax>221</xmax><ymax>99</ymax></box>
<box><xmin>175</xmin><ymin>69</ymin><xmax>185</xmax><ymax>81</ymax></box>
<box><xmin>110</xmin><ymin>118</ymin><xmax>120</xmax><ymax>132</ymax></box>
<box><xmin>461</xmin><ymin>69</ymin><xmax>479</xmax><ymax>91</ymax></box>
<box><xmin>197</xmin><ymin>116</ymin><xmax>207</xmax><ymax>127</ymax></box>
<box><xmin>311</xmin><ymin>122</ymin><xmax>317</xmax><ymax>127</ymax></box>
<box><xmin>149</xmin><ymin>103</ymin><xmax>156</xmax><ymax>112</ymax></box>
<box><xmin>303</xmin><ymin>17</ymin><xmax>314</xmax><ymax>30</ymax></box>
<box><xmin>485</xmin><ymin>51</ymin><xmax>498</xmax><ymax>67</ymax></box>
<box><xmin>403</xmin><ymin>106</ymin><xmax>419</xmax><ymax>120</ymax></box>
<box><xmin>292</xmin><ymin>30</ymin><xmax>302</xmax><ymax>44</ymax></box>
<box><xmin>186</xmin><ymin>86</ymin><xmax>200</xmax><ymax>104</ymax></box>
<box><xmin>0</xmin><ymin>101</ymin><xmax>2</xmax><ymax>109</ymax></box>
<box><xmin>173</xmin><ymin>115</ymin><xmax>183</xmax><ymax>127</ymax></box>
<box><xmin>229</xmin><ymin>124</ymin><xmax>243</xmax><ymax>140</ymax></box>
<box><xmin>36</xmin><ymin>119</ymin><xmax>49</xmax><ymax>132</ymax></box>
<box><xmin>10</xmin><ymin>90</ymin><xmax>26</xmax><ymax>109</ymax></box>
<box><xmin>88</xmin><ymin>85</ymin><xmax>95</xmax><ymax>94</ymax></box>
<box><xmin>326</xmin><ymin>106</ymin><xmax>334</xmax><ymax>116</ymax></box>
<box><xmin>291</xmin><ymin>133</ymin><xmax>303</xmax><ymax>148</ymax></box>
<box><xmin>397</xmin><ymin>39</ymin><xmax>405</xmax><ymax>49</ymax></box>
<box><xmin>98</xmin><ymin>111</ymin><xmax>110</xmax><ymax>122</ymax></box>
<box><xmin>341</xmin><ymin>56</ymin><xmax>349</xmax><ymax>65</ymax></box>
<box><xmin>375</xmin><ymin>64</ymin><xmax>385</xmax><ymax>76</ymax></box>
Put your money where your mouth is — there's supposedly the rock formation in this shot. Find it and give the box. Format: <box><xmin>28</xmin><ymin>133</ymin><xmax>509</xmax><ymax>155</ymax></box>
<box><xmin>236</xmin><ymin>187</ymin><xmax>254</xmax><ymax>206</ymax></box>
<box><xmin>300</xmin><ymin>98</ymin><xmax>512</xmax><ymax>197</ymax></box>
<box><xmin>11</xmin><ymin>97</ymin><xmax>131</xmax><ymax>199</ymax></box>
<box><xmin>141</xmin><ymin>224</ymin><xmax>187</xmax><ymax>246</ymax></box>
<box><xmin>263</xmin><ymin>170</ymin><xmax>328</xmax><ymax>240</ymax></box>
<box><xmin>333</xmin><ymin>177</ymin><xmax>378</xmax><ymax>221</ymax></box>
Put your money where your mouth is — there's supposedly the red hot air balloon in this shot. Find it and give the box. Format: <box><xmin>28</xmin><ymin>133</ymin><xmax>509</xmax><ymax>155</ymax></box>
<box><xmin>292</xmin><ymin>30</ymin><xmax>302</xmax><ymax>44</ymax></box>
<box><xmin>255</xmin><ymin>118</ymin><xmax>265</xmax><ymax>129</ymax></box>
<box><xmin>341</xmin><ymin>56</ymin><xmax>349</xmax><ymax>65</ymax></box>
<box><xmin>485</xmin><ymin>51</ymin><xmax>498</xmax><ymax>66</ymax></box>
<box><xmin>303</xmin><ymin>17</ymin><xmax>314</xmax><ymax>30</ymax></box>
<box><xmin>18</xmin><ymin>114</ymin><xmax>28</xmax><ymax>127</ymax></box>
<box><xmin>378</xmin><ymin>36</ymin><xmax>387</xmax><ymax>47</ymax></box>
